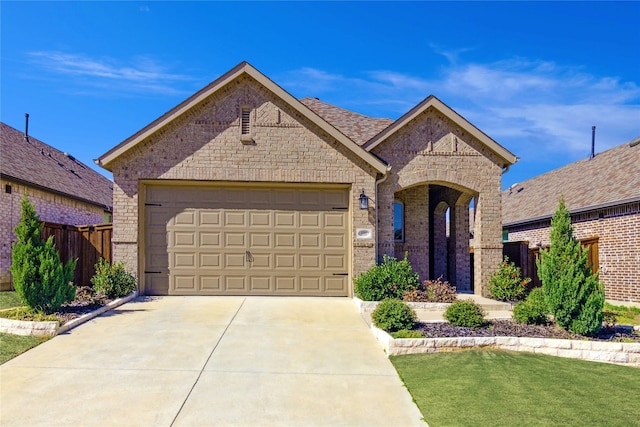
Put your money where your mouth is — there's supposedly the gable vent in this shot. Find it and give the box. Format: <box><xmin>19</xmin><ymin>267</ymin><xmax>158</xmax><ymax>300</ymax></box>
<box><xmin>241</xmin><ymin>108</ymin><xmax>251</xmax><ymax>135</ymax></box>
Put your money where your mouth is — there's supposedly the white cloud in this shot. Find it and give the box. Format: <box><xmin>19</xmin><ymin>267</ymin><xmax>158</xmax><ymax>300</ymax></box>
<box><xmin>280</xmin><ymin>59</ymin><xmax>640</xmax><ymax>157</ymax></box>
<box><xmin>27</xmin><ymin>51</ymin><xmax>194</xmax><ymax>96</ymax></box>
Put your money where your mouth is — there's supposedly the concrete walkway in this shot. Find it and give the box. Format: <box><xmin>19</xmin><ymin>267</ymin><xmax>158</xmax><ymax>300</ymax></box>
<box><xmin>0</xmin><ymin>297</ymin><xmax>425</xmax><ymax>426</ymax></box>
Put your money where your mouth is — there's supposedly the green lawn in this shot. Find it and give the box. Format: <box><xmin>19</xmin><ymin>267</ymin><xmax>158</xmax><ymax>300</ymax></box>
<box><xmin>0</xmin><ymin>291</ymin><xmax>23</xmax><ymax>310</ymax></box>
<box><xmin>0</xmin><ymin>333</ymin><xmax>49</xmax><ymax>365</ymax></box>
<box><xmin>604</xmin><ymin>303</ymin><xmax>640</xmax><ymax>326</ymax></box>
<box><xmin>391</xmin><ymin>349</ymin><xmax>640</xmax><ymax>427</ymax></box>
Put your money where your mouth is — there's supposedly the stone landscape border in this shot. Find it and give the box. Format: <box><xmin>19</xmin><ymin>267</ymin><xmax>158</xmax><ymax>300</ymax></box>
<box><xmin>0</xmin><ymin>291</ymin><xmax>138</xmax><ymax>337</ymax></box>
<box><xmin>356</xmin><ymin>298</ymin><xmax>640</xmax><ymax>368</ymax></box>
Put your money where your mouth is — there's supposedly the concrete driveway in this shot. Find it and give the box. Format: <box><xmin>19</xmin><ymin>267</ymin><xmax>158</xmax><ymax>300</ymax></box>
<box><xmin>0</xmin><ymin>297</ymin><xmax>425</xmax><ymax>426</ymax></box>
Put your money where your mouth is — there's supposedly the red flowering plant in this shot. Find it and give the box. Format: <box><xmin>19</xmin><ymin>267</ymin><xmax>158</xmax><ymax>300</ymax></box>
<box><xmin>487</xmin><ymin>256</ymin><xmax>531</xmax><ymax>302</ymax></box>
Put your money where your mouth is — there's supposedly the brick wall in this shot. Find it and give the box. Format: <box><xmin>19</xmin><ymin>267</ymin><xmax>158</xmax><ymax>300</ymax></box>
<box><xmin>0</xmin><ymin>178</ymin><xmax>107</xmax><ymax>289</ymax></box>
<box><xmin>506</xmin><ymin>203</ymin><xmax>640</xmax><ymax>303</ymax></box>
<box><xmin>109</xmin><ymin>75</ymin><xmax>379</xmax><ymax>294</ymax></box>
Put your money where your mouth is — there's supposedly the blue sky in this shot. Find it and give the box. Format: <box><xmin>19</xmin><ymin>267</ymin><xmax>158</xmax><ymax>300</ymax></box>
<box><xmin>2</xmin><ymin>1</ymin><xmax>639</xmax><ymax>189</ymax></box>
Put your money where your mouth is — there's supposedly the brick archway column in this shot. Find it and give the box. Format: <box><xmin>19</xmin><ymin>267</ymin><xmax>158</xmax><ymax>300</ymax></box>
<box><xmin>473</xmin><ymin>178</ymin><xmax>503</xmax><ymax>296</ymax></box>
<box><xmin>453</xmin><ymin>196</ymin><xmax>472</xmax><ymax>291</ymax></box>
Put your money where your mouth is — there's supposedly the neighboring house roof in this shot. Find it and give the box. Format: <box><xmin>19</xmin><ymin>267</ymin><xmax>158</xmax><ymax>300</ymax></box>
<box><xmin>503</xmin><ymin>137</ymin><xmax>640</xmax><ymax>227</ymax></box>
<box><xmin>0</xmin><ymin>122</ymin><xmax>113</xmax><ymax>210</ymax></box>
<box><xmin>363</xmin><ymin>95</ymin><xmax>518</xmax><ymax>166</ymax></box>
<box><xmin>97</xmin><ymin>62</ymin><xmax>389</xmax><ymax>174</ymax></box>
<box><xmin>299</xmin><ymin>97</ymin><xmax>393</xmax><ymax>146</ymax></box>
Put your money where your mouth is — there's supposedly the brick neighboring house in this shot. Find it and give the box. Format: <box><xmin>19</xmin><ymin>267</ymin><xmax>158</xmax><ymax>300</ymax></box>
<box><xmin>0</xmin><ymin>122</ymin><xmax>113</xmax><ymax>290</ymax></box>
<box><xmin>97</xmin><ymin>62</ymin><xmax>517</xmax><ymax>297</ymax></box>
<box><xmin>503</xmin><ymin>138</ymin><xmax>640</xmax><ymax>303</ymax></box>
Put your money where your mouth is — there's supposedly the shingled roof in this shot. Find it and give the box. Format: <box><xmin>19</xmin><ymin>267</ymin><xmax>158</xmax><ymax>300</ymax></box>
<box><xmin>503</xmin><ymin>138</ymin><xmax>640</xmax><ymax>226</ymax></box>
<box><xmin>1</xmin><ymin>122</ymin><xmax>113</xmax><ymax>210</ymax></box>
<box><xmin>299</xmin><ymin>97</ymin><xmax>393</xmax><ymax>146</ymax></box>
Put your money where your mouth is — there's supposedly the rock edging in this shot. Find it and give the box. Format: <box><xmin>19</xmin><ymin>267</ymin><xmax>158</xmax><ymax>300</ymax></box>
<box><xmin>0</xmin><ymin>291</ymin><xmax>138</xmax><ymax>337</ymax></box>
<box><xmin>371</xmin><ymin>325</ymin><xmax>640</xmax><ymax>367</ymax></box>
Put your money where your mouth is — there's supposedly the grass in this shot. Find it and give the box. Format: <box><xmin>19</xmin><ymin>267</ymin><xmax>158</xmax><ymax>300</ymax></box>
<box><xmin>0</xmin><ymin>291</ymin><xmax>23</xmax><ymax>310</ymax></box>
<box><xmin>391</xmin><ymin>349</ymin><xmax>640</xmax><ymax>427</ymax></box>
<box><xmin>604</xmin><ymin>303</ymin><xmax>640</xmax><ymax>326</ymax></box>
<box><xmin>0</xmin><ymin>306</ymin><xmax>60</xmax><ymax>322</ymax></box>
<box><xmin>0</xmin><ymin>333</ymin><xmax>49</xmax><ymax>365</ymax></box>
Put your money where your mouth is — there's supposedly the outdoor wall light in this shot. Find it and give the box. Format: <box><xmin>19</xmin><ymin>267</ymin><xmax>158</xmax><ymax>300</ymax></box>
<box><xmin>359</xmin><ymin>189</ymin><xmax>369</xmax><ymax>210</ymax></box>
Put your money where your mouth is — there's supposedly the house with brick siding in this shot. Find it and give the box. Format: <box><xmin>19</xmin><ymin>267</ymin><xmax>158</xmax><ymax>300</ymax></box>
<box><xmin>97</xmin><ymin>62</ymin><xmax>517</xmax><ymax>297</ymax></box>
<box><xmin>0</xmin><ymin>122</ymin><xmax>113</xmax><ymax>290</ymax></box>
<box><xmin>503</xmin><ymin>137</ymin><xmax>640</xmax><ymax>303</ymax></box>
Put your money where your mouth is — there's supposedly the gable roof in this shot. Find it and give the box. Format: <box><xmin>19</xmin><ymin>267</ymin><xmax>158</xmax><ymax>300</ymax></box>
<box><xmin>1</xmin><ymin>122</ymin><xmax>113</xmax><ymax>210</ymax></box>
<box><xmin>97</xmin><ymin>62</ymin><xmax>389</xmax><ymax>174</ymax></box>
<box><xmin>503</xmin><ymin>137</ymin><xmax>640</xmax><ymax>227</ymax></box>
<box><xmin>299</xmin><ymin>97</ymin><xmax>393</xmax><ymax>146</ymax></box>
<box><xmin>363</xmin><ymin>95</ymin><xmax>518</xmax><ymax>166</ymax></box>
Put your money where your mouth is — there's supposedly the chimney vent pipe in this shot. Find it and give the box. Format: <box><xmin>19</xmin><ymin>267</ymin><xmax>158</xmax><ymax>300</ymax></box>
<box><xmin>24</xmin><ymin>113</ymin><xmax>30</xmax><ymax>142</ymax></box>
<box><xmin>590</xmin><ymin>125</ymin><xmax>596</xmax><ymax>160</ymax></box>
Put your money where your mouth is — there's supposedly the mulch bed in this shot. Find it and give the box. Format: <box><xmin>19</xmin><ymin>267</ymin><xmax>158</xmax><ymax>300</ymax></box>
<box><xmin>53</xmin><ymin>286</ymin><xmax>115</xmax><ymax>324</ymax></box>
<box><xmin>418</xmin><ymin>320</ymin><xmax>640</xmax><ymax>342</ymax></box>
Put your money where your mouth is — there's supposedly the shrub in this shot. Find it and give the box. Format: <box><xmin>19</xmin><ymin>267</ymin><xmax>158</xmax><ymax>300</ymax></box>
<box><xmin>444</xmin><ymin>300</ymin><xmax>486</xmax><ymax>328</ymax></box>
<box><xmin>391</xmin><ymin>329</ymin><xmax>424</xmax><ymax>339</ymax></box>
<box><xmin>488</xmin><ymin>256</ymin><xmax>531</xmax><ymax>301</ymax></box>
<box><xmin>513</xmin><ymin>287</ymin><xmax>549</xmax><ymax>325</ymax></box>
<box><xmin>403</xmin><ymin>277</ymin><xmax>457</xmax><ymax>303</ymax></box>
<box><xmin>354</xmin><ymin>254</ymin><xmax>420</xmax><ymax>301</ymax></box>
<box><xmin>537</xmin><ymin>197</ymin><xmax>604</xmax><ymax>336</ymax></box>
<box><xmin>91</xmin><ymin>258</ymin><xmax>137</xmax><ymax>298</ymax></box>
<box><xmin>11</xmin><ymin>196</ymin><xmax>76</xmax><ymax>313</ymax></box>
<box><xmin>371</xmin><ymin>299</ymin><xmax>417</xmax><ymax>332</ymax></box>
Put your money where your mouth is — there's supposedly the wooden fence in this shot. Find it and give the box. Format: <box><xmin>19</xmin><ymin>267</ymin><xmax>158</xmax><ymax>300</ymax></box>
<box><xmin>41</xmin><ymin>222</ymin><xmax>113</xmax><ymax>286</ymax></box>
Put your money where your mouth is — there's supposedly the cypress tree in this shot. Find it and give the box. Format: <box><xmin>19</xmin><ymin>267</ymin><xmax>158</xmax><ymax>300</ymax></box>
<box><xmin>536</xmin><ymin>197</ymin><xmax>604</xmax><ymax>336</ymax></box>
<box><xmin>10</xmin><ymin>196</ymin><xmax>76</xmax><ymax>313</ymax></box>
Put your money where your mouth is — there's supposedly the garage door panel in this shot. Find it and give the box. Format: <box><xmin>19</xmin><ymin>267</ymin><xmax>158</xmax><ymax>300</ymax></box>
<box><xmin>275</xmin><ymin>212</ymin><xmax>295</xmax><ymax>227</ymax></box>
<box><xmin>249</xmin><ymin>233</ymin><xmax>271</xmax><ymax>248</ymax></box>
<box><xmin>224</xmin><ymin>233</ymin><xmax>246</xmax><ymax>247</ymax></box>
<box><xmin>224</xmin><ymin>211</ymin><xmax>246</xmax><ymax>226</ymax></box>
<box><xmin>145</xmin><ymin>185</ymin><xmax>349</xmax><ymax>296</ymax></box>
<box><xmin>200</xmin><ymin>276</ymin><xmax>221</xmax><ymax>291</ymax></box>
<box><xmin>224</xmin><ymin>253</ymin><xmax>246</xmax><ymax>268</ymax></box>
<box><xmin>275</xmin><ymin>276</ymin><xmax>295</xmax><ymax>291</ymax></box>
<box><xmin>249</xmin><ymin>212</ymin><xmax>271</xmax><ymax>227</ymax></box>
<box><xmin>200</xmin><ymin>232</ymin><xmax>221</xmax><ymax>247</ymax></box>
<box><xmin>200</xmin><ymin>253</ymin><xmax>220</xmax><ymax>268</ymax></box>
<box><xmin>174</xmin><ymin>275</ymin><xmax>196</xmax><ymax>290</ymax></box>
<box><xmin>174</xmin><ymin>253</ymin><xmax>196</xmax><ymax>268</ymax></box>
<box><xmin>300</xmin><ymin>277</ymin><xmax>321</xmax><ymax>292</ymax></box>
<box><xmin>200</xmin><ymin>211</ymin><xmax>221</xmax><ymax>226</ymax></box>
<box><xmin>225</xmin><ymin>276</ymin><xmax>246</xmax><ymax>291</ymax></box>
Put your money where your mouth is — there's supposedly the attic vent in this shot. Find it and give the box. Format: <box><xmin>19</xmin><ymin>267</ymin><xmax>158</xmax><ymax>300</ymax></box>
<box><xmin>240</xmin><ymin>106</ymin><xmax>253</xmax><ymax>143</ymax></box>
<box><xmin>241</xmin><ymin>108</ymin><xmax>251</xmax><ymax>135</ymax></box>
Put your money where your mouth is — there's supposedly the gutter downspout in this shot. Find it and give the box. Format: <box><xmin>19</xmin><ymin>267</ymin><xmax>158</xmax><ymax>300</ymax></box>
<box><xmin>375</xmin><ymin>166</ymin><xmax>392</xmax><ymax>263</ymax></box>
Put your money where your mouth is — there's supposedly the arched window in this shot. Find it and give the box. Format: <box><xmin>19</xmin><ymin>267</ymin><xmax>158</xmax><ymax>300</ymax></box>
<box><xmin>394</xmin><ymin>201</ymin><xmax>404</xmax><ymax>242</ymax></box>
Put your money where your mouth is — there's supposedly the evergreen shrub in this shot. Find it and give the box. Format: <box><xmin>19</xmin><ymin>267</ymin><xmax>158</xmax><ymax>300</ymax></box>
<box><xmin>513</xmin><ymin>287</ymin><xmax>549</xmax><ymax>325</ymax></box>
<box><xmin>354</xmin><ymin>254</ymin><xmax>420</xmax><ymax>301</ymax></box>
<box><xmin>537</xmin><ymin>197</ymin><xmax>605</xmax><ymax>336</ymax></box>
<box><xmin>444</xmin><ymin>300</ymin><xmax>486</xmax><ymax>328</ymax></box>
<box><xmin>371</xmin><ymin>299</ymin><xmax>417</xmax><ymax>332</ymax></box>
<box><xmin>488</xmin><ymin>256</ymin><xmax>531</xmax><ymax>301</ymax></box>
<box><xmin>91</xmin><ymin>258</ymin><xmax>137</xmax><ymax>298</ymax></box>
<box><xmin>10</xmin><ymin>196</ymin><xmax>76</xmax><ymax>313</ymax></box>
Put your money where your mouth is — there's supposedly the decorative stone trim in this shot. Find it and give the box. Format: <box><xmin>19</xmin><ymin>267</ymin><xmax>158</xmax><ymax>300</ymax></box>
<box><xmin>0</xmin><ymin>291</ymin><xmax>138</xmax><ymax>337</ymax></box>
<box><xmin>371</xmin><ymin>325</ymin><xmax>640</xmax><ymax>368</ymax></box>
<box><xmin>353</xmin><ymin>296</ymin><xmax>452</xmax><ymax>312</ymax></box>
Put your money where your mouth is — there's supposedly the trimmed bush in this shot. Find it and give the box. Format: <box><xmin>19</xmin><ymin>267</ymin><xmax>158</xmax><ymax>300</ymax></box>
<box><xmin>403</xmin><ymin>277</ymin><xmax>457</xmax><ymax>303</ymax></box>
<box><xmin>11</xmin><ymin>196</ymin><xmax>76</xmax><ymax>313</ymax></box>
<box><xmin>354</xmin><ymin>254</ymin><xmax>420</xmax><ymax>301</ymax></box>
<box><xmin>444</xmin><ymin>300</ymin><xmax>486</xmax><ymax>328</ymax></box>
<box><xmin>91</xmin><ymin>258</ymin><xmax>137</xmax><ymax>298</ymax></box>
<box><xmin>391</xmin><ymin>329</ymin><xmax>424</xmax><ymax>339</ymax></box>
<box><xmin>371</xmin><ymin>298</ymin><xmax>417</xmax><ymax>332</ymax></box>
<box><xmin>513</xmin><ymin>287</ymin><xmax>549</xmax><ymax>325</ymax></box>
<box><xmin>488</xmin><ymin>256</ymin><xmax>531</xmax><ymax>302</ymax></box>
<box><xmin>537</xmin><ymin>197</ymin><xmax>604</xmax><ymax>336</ymax></box>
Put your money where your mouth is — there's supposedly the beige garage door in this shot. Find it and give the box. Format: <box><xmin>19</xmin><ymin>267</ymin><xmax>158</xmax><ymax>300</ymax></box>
<box><xmin>144</xmin><ymin>185</ymin><xmax>349</xmax><ymax>296</ymax></box>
